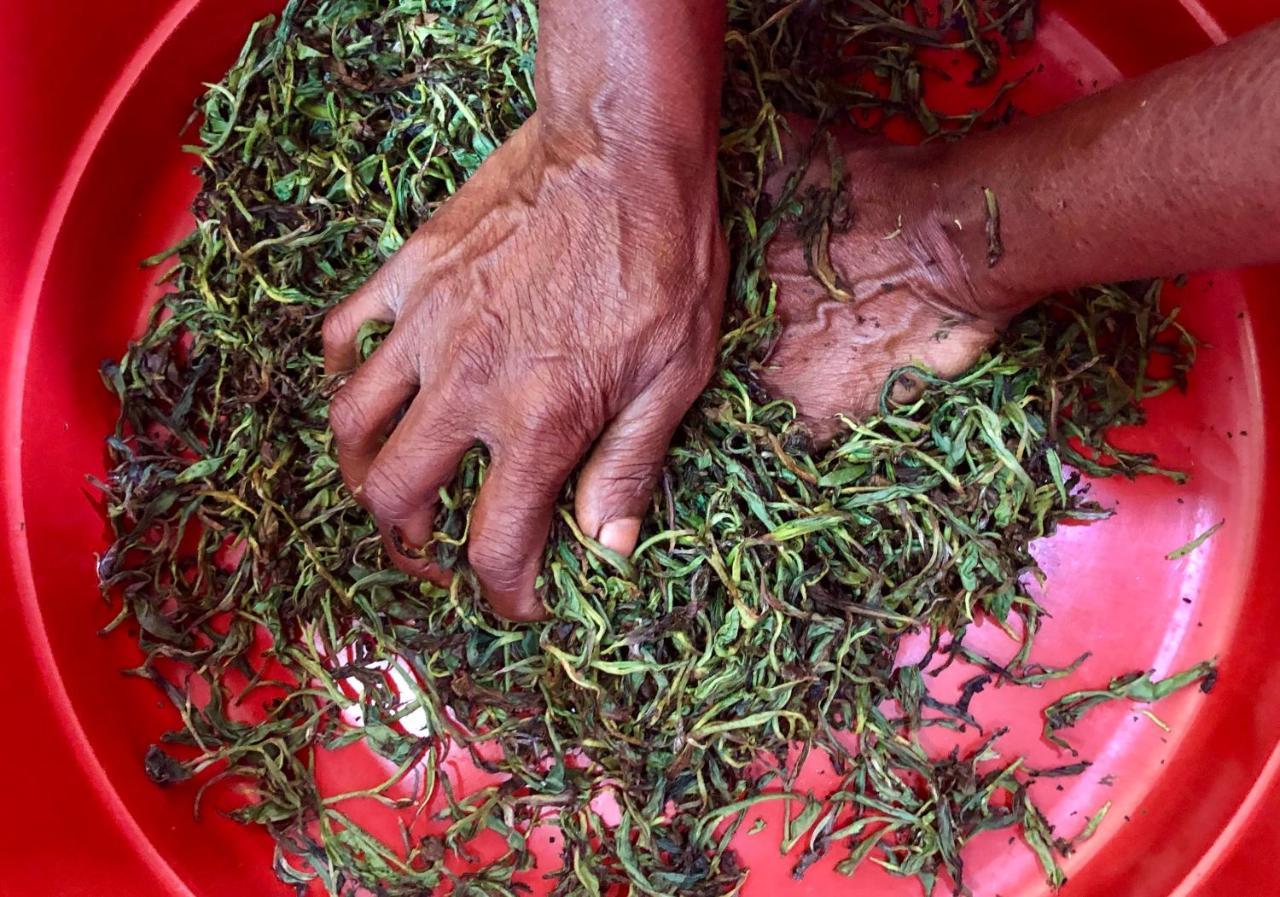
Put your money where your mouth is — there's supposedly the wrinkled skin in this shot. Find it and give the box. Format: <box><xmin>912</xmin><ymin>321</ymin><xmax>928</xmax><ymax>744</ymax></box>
<box><xmin>760</xmin><ymin>127</ymin><xmax>1005</xmax><ymax>444</ymax></box>
<box><xmin>764</xmin><ymin>18</ymin><xmax>1280</xmax><ymax>442</ymax></box>
<box><xmin>326</xmin><ymin>13</ymin><xmax>1280</xmax><ymax>619</ymax></box>
<box><xmin>323</xmin><ymin>113</ymin><xmax>725</xmax><ymax>620</ymax></box>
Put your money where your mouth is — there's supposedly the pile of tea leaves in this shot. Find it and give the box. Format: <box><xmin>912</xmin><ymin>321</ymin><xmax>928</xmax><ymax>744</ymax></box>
<box><xmin>97</xmin><ymin>1</ymin><xmax>1215</xmax><ymax>895</ymax></box>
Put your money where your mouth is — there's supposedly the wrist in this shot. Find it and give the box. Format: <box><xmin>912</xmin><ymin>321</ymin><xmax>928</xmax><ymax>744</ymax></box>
<box><xmin>542</xmin><ymin>105</ymin><xmax>717</xmax><ymax>185</ymax></box>
<box><xmin>828</xmin><ymin>143</ymin><xmax>1008</xmax><ymax>325</ymax></box>
<box><xmin>535</xmin><ymin>105</ymin><xmax>718</xmax><ymax>229</ymax></box>
<box><xmin>534</xmin><ymin>4</ymin><xmax>724</xmax><ymax>191</ymax></box>
<box><xmin>927</xmin><ymin>138</ymin><xmax>1063</xmax><ymax>321</ymax></box>
<box><xmin>537</xmin><ymin>64</ymin><xmax>720</xmax><ymax>196</ymax></box>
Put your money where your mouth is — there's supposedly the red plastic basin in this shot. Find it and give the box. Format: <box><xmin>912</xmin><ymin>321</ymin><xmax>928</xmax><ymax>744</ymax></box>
<box><xmin>1</xmin><ymin>1</ymin><xmax>1278</xmax><ymax>895</ymax></box>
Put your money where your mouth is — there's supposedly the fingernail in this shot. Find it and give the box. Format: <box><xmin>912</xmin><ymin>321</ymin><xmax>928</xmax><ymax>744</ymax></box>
<box><xmin>598</xmin><ymin>517</ymin><xmax>642</xmax><ymax>556</ymax></box>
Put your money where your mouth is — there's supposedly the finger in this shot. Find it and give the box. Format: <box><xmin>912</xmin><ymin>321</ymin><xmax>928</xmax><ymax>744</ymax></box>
<box><xmin>322</xmin><ymin>266</ymin><xmax>401</xmax><ymax>374</ymax></box>
<box><xmin>361</xmin><ymin>390</ymin><xmax>474</xmax><ymax>572</ymax></box>
<box><xmin>575</xmin><ymin>364</ymin><xmax>705</xmax><ymax>556</ymax></box>
<box><xmin>328</xmin><ymin>341</ymin><xmax>419</xmax><ymax>490</ymax></box>
<box><xmin>468</xmin><ymin>424</ymin><xmax>596</xmax><ymax>622</ymax></box>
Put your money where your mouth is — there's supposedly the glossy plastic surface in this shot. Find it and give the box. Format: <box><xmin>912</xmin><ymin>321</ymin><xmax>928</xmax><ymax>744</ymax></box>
<box><xmin>1</xmin><ymin>1</ymin><xmax>1277</xmax><ymax>896</ymax></box>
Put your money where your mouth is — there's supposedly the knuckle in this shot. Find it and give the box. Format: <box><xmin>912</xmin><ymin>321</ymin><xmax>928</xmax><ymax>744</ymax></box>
<box><xmin>524</xmin><ymin>394</ymin><xmax>582</xmax><ymax>438</ymax></box>
<box><xmin>448</xmin><ymin>313</ymin><xmax>506</xmax><ymax>385</ymax></box>
<box><xmin>378</xmin><ymin>326</ymin><xmax>421</xmax><ymax>374</ymax></box>
<box><xmin>467</xmin><ymin>535</ymin><xmax>524</xmax><ymax>595</ymax></box>
<box><xmin>372</xmin><ymin>263</ymin><xmax>402</xmax><ymax>305</ymax></box>
<box><xmin>328</xmin><ymin>388</ymin><xmax>371</xmax><ymax>444</ymax></box>
<box><xmin>360</xmin><ymin>465</ymin><xmax>414</xmax><ymax>523</ymax></box>
<box><xmin>517</xmin><ymin>405</ymin><xmax>596</xmax><ymax>464</ymax></box>
<box><xmin>321</xmin><ymin>308</ymin><xmax>349</xmax><ymax>350</ymax></box>
<box><xmin>455</xmin><ymin>343</ymin><xmax>497</xmax><ymax>386</ymax></box>
<box><xmin>498</xmin><ymin>369</ymin><xmax>603</xmax><ymax>450</ymax></box>
<box><xmin>597</xmin><ymin>454</ymin><xmax>659</xmax><ymax>502</ymax></box>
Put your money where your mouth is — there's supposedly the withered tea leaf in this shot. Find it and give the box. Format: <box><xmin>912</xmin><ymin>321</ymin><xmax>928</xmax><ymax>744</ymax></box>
<box><xmin>96</xmin><ymin>1</ymin><xmax>1214</xmax><ymax>896</ymax></box>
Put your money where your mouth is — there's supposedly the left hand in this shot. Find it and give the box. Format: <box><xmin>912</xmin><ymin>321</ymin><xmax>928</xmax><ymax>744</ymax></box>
<box><xmin>760</xmin><ymin>128</ymin><xmax>1008</xmax><ymax>443</ymax></box>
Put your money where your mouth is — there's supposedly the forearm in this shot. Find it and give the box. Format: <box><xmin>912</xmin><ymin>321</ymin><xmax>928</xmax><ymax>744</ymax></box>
<box><xmin>935</xmin><ymin>20</ymin><xmax>1280</xmax><ymax>316</ymax></box>
<box><xmin>535</xmin><ymin>0</ymin><xmax>726</xmax><ymax>175</ymax></box>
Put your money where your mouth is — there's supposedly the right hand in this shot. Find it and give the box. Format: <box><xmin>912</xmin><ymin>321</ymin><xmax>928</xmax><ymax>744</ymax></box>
<box><xmin>323</xmin><ymin>113</ymin><xmax>725</xmax><ymax>620</ymax></box>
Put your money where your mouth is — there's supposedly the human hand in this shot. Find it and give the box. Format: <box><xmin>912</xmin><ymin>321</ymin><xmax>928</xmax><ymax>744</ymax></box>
<box><xmin>766</xmin><ymin>16</ymin><xmax>1280</xmax><ymax>444</ymax></box>
<box><xmin>323</xmin><ymin>113</ymin><xmax>725</xmax><ymax>620</ymax></box>
<box><xmin>760</xmin><ymin>125</ymin><xmax>1013</xmax><ymax>444</ymax></box>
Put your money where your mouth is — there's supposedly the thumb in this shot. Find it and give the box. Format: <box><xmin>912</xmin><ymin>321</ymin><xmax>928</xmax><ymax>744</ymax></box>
<box><xmin>575</xmin><ymin>368</ymin><xmax>700</xmax><ymax>556</ymax></box>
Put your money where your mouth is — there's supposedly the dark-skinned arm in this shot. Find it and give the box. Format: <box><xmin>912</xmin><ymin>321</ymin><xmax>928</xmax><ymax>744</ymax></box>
<box><xmin>941</xmin><ymin>18</ymin><xmax>1280</xmax><ymax>318</ymax></box>
<box><xmin>763</xmin><ymin>20</ymin><xmax>1280</xmax><ymax>438</ymax></box>
<box><xmin>323</xmin><ymin>1</ymin><xmax>728</xmax><ymax>620</ymax></box>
